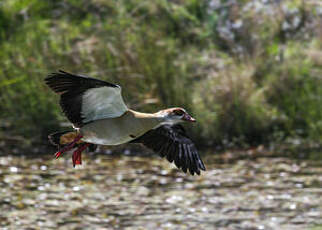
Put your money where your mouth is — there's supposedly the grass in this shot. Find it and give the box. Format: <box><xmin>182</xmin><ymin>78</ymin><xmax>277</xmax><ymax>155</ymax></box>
<box><xmin>0</xmin><ymin>0</ymin><xmax>321</xmax><ymax>153</ymax></box>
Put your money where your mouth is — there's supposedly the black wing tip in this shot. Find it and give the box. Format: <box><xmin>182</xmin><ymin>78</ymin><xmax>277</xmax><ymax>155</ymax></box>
<box><xmin>184</xmin><ymin>144</ymin><xmax>206</xmax><ymax>176</ymax></box>
<box><xmin>58</xmin><ymin>69</ymin><xmax>67</xmax><ymax>73</ymax></box>
<box><xmin>44</xmin><ymin>70</ymin><xmax>69</xmax><ymax>86</ymax></box>
<box><xmin>186</xmin><ymin>163</ymin><xmax>206</xmax><ymax>176</ymax></box>
<box><xmin>46</xmin><ymin>69</ymin><xmax>67</xmax><ymax>77</ymax></box>
<box><xmin>199</xmin><ymin>160</ymin><xmax>206</xmax><ymax>171</ymax></box>
<box><xmin>45</xmin><ymin>69</ymin><xmax>119</xmax><ymax>89</ymax></box>
<box><xmin>176</xmin><ymin>156</ymin><xmax>206</xmax><ymax>176</ymax></box>
<box><xmin>185</xmin><ymin>150</ymin><xmax>206</xmax><ymax>176</ymax></box>
<box><xmin>45</xmin><ymin>70</ymin><xmax>82</xmax><ymax>82</ymax></box>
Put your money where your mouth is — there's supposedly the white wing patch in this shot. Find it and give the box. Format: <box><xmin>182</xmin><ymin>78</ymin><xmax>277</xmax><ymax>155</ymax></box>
<box><xmin>81</xmin><ymin>86</ymin><xmax>128</xmax><ymax>123</ymax></box>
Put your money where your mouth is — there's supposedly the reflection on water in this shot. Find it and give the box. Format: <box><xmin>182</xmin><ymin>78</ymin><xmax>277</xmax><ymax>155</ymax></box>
<box><xmin>0</xmin><ymin>152</ymin><xmax>321</xmax><ymax>229</ymax></box>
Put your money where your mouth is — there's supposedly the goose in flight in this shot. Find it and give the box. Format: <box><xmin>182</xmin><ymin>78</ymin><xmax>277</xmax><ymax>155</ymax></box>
<box><xmin>45</xmin><ymin>70</ymin><xmax>206</xmax><ymax>175</ymax></box>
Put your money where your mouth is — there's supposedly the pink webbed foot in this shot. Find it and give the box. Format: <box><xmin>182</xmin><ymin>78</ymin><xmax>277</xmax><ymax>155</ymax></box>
<box><xmin>72</xmin><ymin>143</ymin><xmax>91</xmax><ymax>167</ymax></box>
<box><xmin>54</xmin><ymin>134</ymin><xmax>83</xmax><ymax>159</ymax></box>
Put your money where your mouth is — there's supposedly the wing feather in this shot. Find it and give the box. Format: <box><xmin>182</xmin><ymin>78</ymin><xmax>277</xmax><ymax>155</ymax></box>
<box><xmin>45</xmin><ymin>70</ymin><xmax>128</xmax><ymax>127</ymax></box>
<box><xmin>82</xmin><ymin>87</ymin><xmax>127</xmax><ymax>123</ymax></box>
<box><xmin>132</xmin><ymin>124</ymin><xmax>206</xmax><ymax>175</ymax></box>
<box><xmin>180</xmin><ymin>145</ymin><xmax>188</xmax><ymax>173</ymax></box>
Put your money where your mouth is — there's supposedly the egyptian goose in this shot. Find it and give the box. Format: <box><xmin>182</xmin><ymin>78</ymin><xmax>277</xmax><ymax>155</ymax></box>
<box><xmin>45</xmin><ymin>70</ymin><xmax>205</xmax><ymax>175</ymax></box>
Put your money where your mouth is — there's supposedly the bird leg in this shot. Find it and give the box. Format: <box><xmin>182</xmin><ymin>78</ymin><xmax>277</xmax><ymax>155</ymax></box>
<box><xmin>54</xmin><ymin>134</ymin><xmax>83</xmax><ymax>159</ymax></box>
<box><xmin>72</xmin><ymin>143</ymin><xmax>91</xmax><ymax>167</ymax></box>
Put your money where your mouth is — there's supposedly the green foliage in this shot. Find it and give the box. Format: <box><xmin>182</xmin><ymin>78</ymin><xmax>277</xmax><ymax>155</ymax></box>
<box><xmin>192</xmin><ymin>61</ymin><xmax>279</xmax><ymax>146</ymax></box>
<box><xmin>0</xmin><ymin>0</ymin><xmax>321</xmax><ymax>149</ymax></box>
<box><xmin>265</xmin><ymin>41</ymin><xmax>322</xmax><ymax>140</ymax></box>
<box><xmin>310</xmin><ymin>226</ymin><xmax>322</xmax><ymax>230</ymax></box>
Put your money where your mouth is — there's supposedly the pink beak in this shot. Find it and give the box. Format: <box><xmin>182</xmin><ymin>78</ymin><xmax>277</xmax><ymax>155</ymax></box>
<box><xmin>182</xmin><ymin>113</ymin><xmax>196</xmax><ymax>122</ymax></box>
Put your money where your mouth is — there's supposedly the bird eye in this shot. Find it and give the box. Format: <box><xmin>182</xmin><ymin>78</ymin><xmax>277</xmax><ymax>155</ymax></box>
<box><xmin>174</xmin><ymin>110</ymin><xmax>184</xmax><ymax>116</ymax></box>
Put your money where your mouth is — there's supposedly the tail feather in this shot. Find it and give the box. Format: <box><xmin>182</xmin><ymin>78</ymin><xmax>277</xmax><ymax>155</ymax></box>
<box><xmin>48</xmin><ymin>131</ymin><xmax>75</xmax><ymax>146</ymax></box>
<box><xmin>48</xmin><ymin>130</ymin><xmax>97</xmax><ymax>152</ymax></box>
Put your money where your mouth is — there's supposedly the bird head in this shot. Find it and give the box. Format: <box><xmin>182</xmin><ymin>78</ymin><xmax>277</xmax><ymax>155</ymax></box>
<box><xmin>156</xmin><ymin>107</ymin><xmax>196</xmax><ymax>125</ymax></box>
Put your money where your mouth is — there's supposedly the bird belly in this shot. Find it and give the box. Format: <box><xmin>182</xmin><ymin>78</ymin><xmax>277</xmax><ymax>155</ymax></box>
<box><xmin>80</xmin><ymin>118</ymin><xmax>138</xmax><ymax>145</ymax></box>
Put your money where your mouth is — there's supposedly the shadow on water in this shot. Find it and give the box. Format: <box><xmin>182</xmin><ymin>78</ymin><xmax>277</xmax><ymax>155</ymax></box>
<box><xmin>0</xmin><ymin>149</ymin><xmax>321</xmax><ymax>229</ymax></box>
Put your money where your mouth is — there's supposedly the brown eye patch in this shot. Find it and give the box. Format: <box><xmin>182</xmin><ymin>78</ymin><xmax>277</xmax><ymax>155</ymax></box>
<box><xmin>174</xmin><ymin>109</ymin><xmax>184</xmax><ymax>116</ymax></box>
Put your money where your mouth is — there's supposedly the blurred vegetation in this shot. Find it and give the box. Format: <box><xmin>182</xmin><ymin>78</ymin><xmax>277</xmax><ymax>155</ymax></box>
<box><xmin>0</xmin><ymin>0</ymin><xmax>321</xmax><ymax>152</ymax></box>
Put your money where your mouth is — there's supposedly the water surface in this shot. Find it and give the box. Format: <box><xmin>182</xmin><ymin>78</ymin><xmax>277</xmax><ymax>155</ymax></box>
<box><xmin>0</xmin><ymin>152</ymin><xmax>321</xmax><ymax>229</ymax></box>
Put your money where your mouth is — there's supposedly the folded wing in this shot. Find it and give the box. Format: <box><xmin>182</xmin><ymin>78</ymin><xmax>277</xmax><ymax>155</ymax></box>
<box><xmin>132</xmin><ymin>124</ymin><xmax>206</xmax><ymax>175</ymax></box>
<box><xmin>45</xmin><ymin>70</ymin><xmax>128</xmax><ymax>127</ymax></box>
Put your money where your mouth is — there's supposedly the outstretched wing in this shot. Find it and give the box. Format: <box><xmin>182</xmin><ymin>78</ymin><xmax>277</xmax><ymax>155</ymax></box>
<box><xmin>132</xmin><ymin>124</ymin><xmax>206</xmax><ymax>175</ymax></box>
<box><xmin>45</xmin><ymin>70</ymin><xmax>128</xmax><ymax>127</ymax></box>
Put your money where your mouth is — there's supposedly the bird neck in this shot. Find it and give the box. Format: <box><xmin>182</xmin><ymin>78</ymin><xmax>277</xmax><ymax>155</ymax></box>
<box><xmin>128</xmin><ymin>109</ymin><xmax>163</xmax><ymax>129</ymax></box>
<box><xmin>129</xmin><ymin>109</ymin><xmax>182</xmax><ymax>128</ymax></box>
